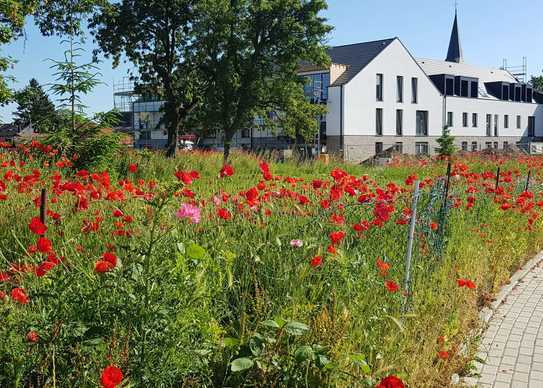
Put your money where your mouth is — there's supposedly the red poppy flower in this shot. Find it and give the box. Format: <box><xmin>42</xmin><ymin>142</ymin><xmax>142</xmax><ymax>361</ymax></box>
<box><xmin>26</xmin><ymin>330</ymin><xmax>39</xmax><ymax>343</ymax></box>
<box><xmin>430</xmin><ymin>222</ymin><xmax>438</xmax><ymax>231</ymax></box>
<box><xmin>385</xmin><ymin>280</ymin><xmax>400</xmax><ymax>293</ymax></box>
<box><xmin>113</xmin><ymin>209</ymin><xmax>124</xmax><ymax>217</ymax></box>
<box><xmin>329</xmin><ymin>231</ymin><xmax>346</xmax><ymax>245</ymax></box>
<box><xmin>100</xmin><ymin>365</ymin><xmax>123</xmax><ymax>388</ymax></box>
<box><xmin>95</xmin><ymin>261</ymin><xmax>115</xmax><ymax>273</ymax></box>
<box><xmin>102</xmin><ymin>252</ymin><xmax>117</xmax><ymax>266</ymax></box>
<box><xmin>259</xmin><ymin>161</ymin><xmax>272</xmax><ymax>180</ymax></box>
<box><xmin>11</xmin><ymin>287</ymin><xmax>29</xmax><ymax>304</ymax></box>
<box><xmin>438</xmin><ymin>350</ymin><xmax>449</xmax><ymax>360</ymax></box>
<box><xmin>457</xmin><ymin>278</ymin><xmax>476</xmax><ymax>289</ymax></box>
<box><xmin>128</xmin><ymin>164</ymin><xmax>138</xmax><ymax>173</ymax></box>
<box><xmin>219</xmin><ymin>164</ymin><xmax>234</xmax><ymax>178</ymax></box>
<box><xmin>310</xmin><ymin>255</ymin><xmax>323</xmax><ymax>268</ymax></box>
<box><xmin>0</xmin><ymin>272</ymin><xmax>10</xmax><ymax>282</ymax></box>
<box><xmin>36</xmin><ymin>237</ymin><xmax>53</xmax><ymax>253</ymax></box>
<box><xmin>376</xmin><ymin>258</ymin><xmax>390</xmax><ymax>277</ymax></box>
<box><xmin>376</xmin><ymin>375</ymin><xmax>405</xmax><ymax>388</ymax></box>
<box><xmin>327</xmin><ymin>245</ymin><xmax>337</xmax><ymax>255</ymax></box>
<box><xmin>36</xmin><ymin>261</ymin><xmax>56</xmax><ymax>277</ymax></box>
<box><xmin>29</xmin><ymin>217</ymin><xmax>47</xmax><ymax>235</ymax></box>
<box><xmin>217</xmin><ymin>208</ymin><xmax>232</xmax><ymax>220</ymax></box>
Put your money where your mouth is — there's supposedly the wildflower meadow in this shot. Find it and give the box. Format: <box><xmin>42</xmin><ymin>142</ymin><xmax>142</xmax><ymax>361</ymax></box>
<box><xmin>1</xmin><ymin>142</ymin><xmax>543</xmax><ymax>387</ymax></box>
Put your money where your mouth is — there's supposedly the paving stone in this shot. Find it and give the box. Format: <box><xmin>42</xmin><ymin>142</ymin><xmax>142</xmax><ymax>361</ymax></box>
<box><xmin>474</xmin><ymin>265</ymin><xmax>543</xmax><ymax>387</ymax></box>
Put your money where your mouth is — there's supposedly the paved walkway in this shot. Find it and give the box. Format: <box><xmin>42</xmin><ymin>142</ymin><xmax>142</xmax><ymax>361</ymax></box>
<box><xmin>476</xmin><ymin>261</ymin><xmax>543</xmax><ymax>388</ymax></box>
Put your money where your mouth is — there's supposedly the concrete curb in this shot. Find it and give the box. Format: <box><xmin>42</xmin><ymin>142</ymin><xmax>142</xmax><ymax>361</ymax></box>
<box><xmin>460</xmin><ymin>250</ymin><xmax>543</xmax><ymax>386</ymax></box>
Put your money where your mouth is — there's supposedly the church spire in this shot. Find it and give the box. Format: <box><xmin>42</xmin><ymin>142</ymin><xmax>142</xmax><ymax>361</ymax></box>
<box><xmin>446</xmin><ymin>8</ymin><xmax>463</xmax><ymax>63</ymax></box>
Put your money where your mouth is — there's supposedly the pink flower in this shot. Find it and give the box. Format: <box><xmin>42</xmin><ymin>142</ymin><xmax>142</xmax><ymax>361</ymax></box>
<box><xmin>290</xmin><ymin>239</ymin><xmax>303</xmax><ymax>248</ymax></box>
<box><xmin>175</xmin><ymin>203</ymin><xmax>201</xmax><ymax>224</ymax></box>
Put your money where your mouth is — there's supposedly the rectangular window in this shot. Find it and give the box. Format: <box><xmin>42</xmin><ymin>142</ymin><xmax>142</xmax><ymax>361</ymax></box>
<box><xmin>139</xmin><ymin>131</ymin><xmax>151</xmax><ymax>140</ymax></box>
<box><xmin>486</xmin><ymin>114</ymin><xmax>492</xmax><ymax>137</ymax></box>
<box><xmin>241</xmin><ymin>129</ymin><xmax>250</xmax><ymax>138</ymax></box>
<box><xmin>375</xmin><ymin>142</ymin><xmax>383</xmax><ymax>155</ymax></box>
<box><xmin>493</xmin><ymin>142</ymin><xmax>498</xmax><ymax>149</ymax></box>
<box><xmin>415</xmin><ymin>142</ymin><xmax>429</xmax><ymax>155</ymax></box>
<box><xmin>517</xmin><ymin>115</ymin><xmax>522</xmax><ymax>129</ymax></box>
<box><xmin>463</xmin><ymin>112</ymin><xmax>468</xmax><ymax>127</ymax></box>
<box><xmin>447</xmin><ymin>112</ymin><xmax>453</xmax><ymax>127</ymax></box>
<box><xmin>376</xmin><ymin>74</ymin><xmax>383</xmax><ymax>101</ymax></box>
<box><xmin>472</xmin><ymin>113</ymin><xmax>478</xmax><ymax>127</ymax></box>
<box><xmin>471</xmin><ymin>142</ymin><xmax>478</xmax><ymax>152</ymax></box>
<box><xmin>528</xmin><ymin>116</ymin><xmax>536</xmax><ymax>137</ymax></box>
<box><xmin>411</xmin><ymin>77</ymin><xmax>418</xmax><ymax>103</ymax></box>
<box><xmin>494</xmin><ymin>114</ymin><xmax>499</xmax><ymax>136</ymax></box>
<box><xmin>461</xmin><ymin>141</ymin><xmax>468</xmax><ymax>151</ymax></box>
<box><xmin>375</xmin><ymin>108</ymin><xmax>383</xmax><ymax>136</ymax></box>
<box><xmin>396</xmin><ymin>76</ymin><xmax>404</xmax><ymax>103</ymax></box>
<box><xmin>416</xmin><ymin>110</ymin><xmax>428</xmax><ymax>136</ymax></box>
<box><xmin>485</xmin><ymin>142</ymin><xmax>492</xmax><ymax>149</ymax></box>
<box><xmin>396</xmin><ymin>109</ymin><xmax>403</xmax><ymax>136</ymax></box>
<box><xmin>394</xmin><ymin>142</ymin><xmax>403</xmax><ymax>154</ymax></box>
<box><xmin>504</xmin><ymin>141</ymin><xmax>509</xmax><ymax>149</ymax></box>
<box><xmin>504</xmin><ymin>115</ymin><xmax>509</xmax><ymax>129</ymax></box>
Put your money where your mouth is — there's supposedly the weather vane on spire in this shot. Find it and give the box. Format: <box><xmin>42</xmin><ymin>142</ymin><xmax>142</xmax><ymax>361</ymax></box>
<box><xmin>455</xmin><ymin>0</ymin><xmax>459</xmax><ymax>13</ymax></box>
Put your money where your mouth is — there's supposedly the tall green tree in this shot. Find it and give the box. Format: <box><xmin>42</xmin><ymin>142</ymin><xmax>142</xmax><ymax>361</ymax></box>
<box><xmin>90</xmin><ymin>0</ymin><xmax>202</xmax><ymax>157</ymax></box>
<box><xmin>197</xmin><ymin>0</ymin><xmax>331</xmax><ymax>162</ymax></box>
<box><xmin>13</xmin><ymin>78</ymin><xmax>58</xmax><ymax>132</ymax></box>
<box><xmin>0</xmin><ymin>0</ymin><xmax>37</xmax><ymax>104</ymax></box>
<box><xmin>531</xmin><ymin>75</ymin><xmax>543</xmax><ymax>93</ymax></box>
<box><xmin>48</xmin><ymin>39</ymin><xmax>102</xmax><ymax>132</ymax></box>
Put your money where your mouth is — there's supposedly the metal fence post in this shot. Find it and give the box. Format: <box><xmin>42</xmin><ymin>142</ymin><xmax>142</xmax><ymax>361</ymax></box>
<box><xmin>525</xmin><ymin>170</ymin><xmax>532</xmax><ymax>192</ymax></box>
<box><xmin>495</xmin><ymin>166</ymin><xmax>500</xmax><ymax>192</ymax></box>
<box><xmin>39</xmin><ymin>188</ymin><xmax>47</xmax><ymax>225</ymax></box>
<box><xmin>403</xmin><ymin>181</ymin><xmax>420</xmax><ymax>311</ymax></box>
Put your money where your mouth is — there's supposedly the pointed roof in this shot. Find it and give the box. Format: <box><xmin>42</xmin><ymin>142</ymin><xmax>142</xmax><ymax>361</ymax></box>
<box><xmin>327</xmin><ymin>38</ymin><xmax>396</xmax><ymax>86</ymax></box>
<box><xmin>446</xmin><ymin>10</ymin><xmax>463</xmax><ymax>63</ymax></box>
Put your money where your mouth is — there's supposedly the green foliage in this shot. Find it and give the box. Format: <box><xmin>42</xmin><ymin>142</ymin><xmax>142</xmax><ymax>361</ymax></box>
<box><xmin>90</xmin><ymin>0</ymin><xmax>202</xmax><ymax>157</ymax></box>
<box><xmin>34</xmin><ymin>0</ymin><xmax>104</xmax><ymax>37</ymax></box>
<box><xmin>531</xmin><ymin>75</ymin><xmax>543</xmax><ymax>93</ymax></box>
<box><xmin>0</xmin><ymin>0</ymin><xmax>37</xmax><ymax>104</ymax></box>
<box><xmin>43</xmin><ymin>109</ymin><xmax>122</xmax><ymax>170</ymax></box>
<box><xmin>436</xmin><ymin>126</ymin><xmax>456</xmax><ymax>157</ymax></box>
<box><xmin>196</xmin><ymin>0</ymin><xmax>332</xmax><ymax>161</ymax></box>
<box><xmin>13</xmin><ymin>78</ymin><xmax>59</xmax><ymax>132</ymax></box>
<box><xmin>48</xmin><ymin>38</ymin><xmax>102</xmax><ymax>132</ymax></box>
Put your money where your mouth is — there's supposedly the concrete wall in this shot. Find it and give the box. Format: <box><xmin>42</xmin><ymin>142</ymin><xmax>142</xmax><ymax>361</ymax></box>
<box><xmin>336</xmin><ymin>135</ymin><xmax>525</xmax><ymax>162</ymax></box>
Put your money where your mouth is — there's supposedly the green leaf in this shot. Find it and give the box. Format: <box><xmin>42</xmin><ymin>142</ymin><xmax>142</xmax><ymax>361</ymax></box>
<box><xmin>223</xmin><ymin>337</ymin><xmax>240</xmax><ymax>348</ymax></box>
<box><xmin>294</xmin><ymin>345</ymin><xmax>315</xmax><ymax>362</ymax></box>
<box><xmin>186</xmin><ymin>243</ymin><xmax>206</xmax><ymax>260</ymax></box>
<box><xmin>350</xmin><ymin>354</ymin><xmax>371</xmax><ymax>374</ymax></box>
<box><xmin>261</xmin><ymin>320</ymin><xmax>280</xmax><ymax>329</ymax></box>
<box><xmin>231</xmin><ymin>357</ymin><xmax>254</xmax><ymax>372</ymax></box>
<box><xmin>284</xmin><ymin>321</ymin><xmax>309</xmax><ymax>336</ymax></box>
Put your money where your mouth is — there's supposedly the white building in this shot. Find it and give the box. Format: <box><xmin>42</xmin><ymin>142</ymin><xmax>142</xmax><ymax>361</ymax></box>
<box><xmin>308</xmin><ymin>10</ymin><xmax>543</xmax><ymax>161</ymax></box>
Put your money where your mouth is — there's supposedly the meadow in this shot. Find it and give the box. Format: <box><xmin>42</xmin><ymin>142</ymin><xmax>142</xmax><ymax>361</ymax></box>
<box><xmin>1</xmin><ymin>141</ymin><xmax>543</xmax><ymax>387</ymax></box>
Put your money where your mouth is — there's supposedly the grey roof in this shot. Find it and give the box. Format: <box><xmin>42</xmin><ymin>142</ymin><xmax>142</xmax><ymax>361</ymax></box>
<box><xmin>446</xmin><ymin>11</ymin><xmax>463</xmax><ymax>63</ymax></box>
<box><xmin>328</xmin><ymin>38</ymin><xmax>396</xmax><ymax>86</ymax></box>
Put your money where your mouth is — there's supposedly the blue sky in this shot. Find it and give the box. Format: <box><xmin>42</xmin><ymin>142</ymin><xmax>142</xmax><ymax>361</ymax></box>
<box><xmin>1</xmin><ymin>0</ymin><xmax>542</xmax><ymax>122</ymax></box>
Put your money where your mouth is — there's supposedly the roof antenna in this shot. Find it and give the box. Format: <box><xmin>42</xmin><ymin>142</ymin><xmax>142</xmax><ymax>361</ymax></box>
<box><xmin>455</xmin><ymin>0</ymin><xmax>458</xmax><ymax>14</ymax></box>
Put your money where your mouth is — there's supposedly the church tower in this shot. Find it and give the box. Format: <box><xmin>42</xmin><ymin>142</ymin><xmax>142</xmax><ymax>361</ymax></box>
<box><xmin>446</xmin><ymin>9</ymin><xmax>463</xmax><ymax>63</ymax></box>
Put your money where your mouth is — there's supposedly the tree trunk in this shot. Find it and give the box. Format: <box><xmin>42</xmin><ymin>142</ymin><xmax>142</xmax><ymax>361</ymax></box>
<box><xmin>223</xmin><ymin>130</ymin><xmax>234</xmax><ymax>164</ymax></box>
<box><xmin>166</xmin><ymin>126</ymin><xmax>178</xmax><ymax>158</ymax></box>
